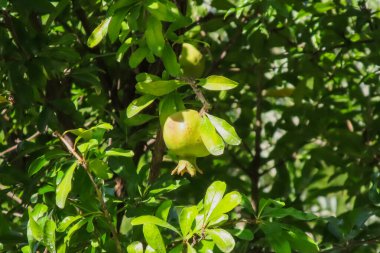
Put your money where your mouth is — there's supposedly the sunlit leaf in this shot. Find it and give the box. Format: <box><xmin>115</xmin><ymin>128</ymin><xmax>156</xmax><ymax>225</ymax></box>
<box><xmin>143</xmin><ymin>224</ymin><xmax>166</xmax><ymax>253</ymax></box>
<box><xmin>127</xmin><ymin>95</ymin><xmax>156</xmax><ymax>118</ymax></box>
<box><xmin>206</xmin><ymin>114</ymin><xmax>241</xmax><ymax>145</ymax></box>
<box><xmin>199</xmin><ymin>75</ymin><xmax>238</xmax><ymax>91</ymax></box>
<box><xmin>206</xmin><ymin>229</ymin><xmax>235</xmax><ymax>253</ymax></box>
<box><xmin>200</xmin><ymin>116</ymin><xmax>225</xmax><ymax>156</ymax></box>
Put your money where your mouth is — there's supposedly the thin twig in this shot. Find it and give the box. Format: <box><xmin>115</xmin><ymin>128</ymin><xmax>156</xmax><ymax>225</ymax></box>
<box><xmin>0</xmin><ymin>183</ymin><xmax>22</xmax><ymax>204</ymax></box>
<box><xmin>0</xmin><ymin>131</ymin><xmax>41</xmax><ymax>157</ymax></box>
<box><xmin>55</xmin><ymin>132</ymin><xmax>122</xmax><ymax>253</ymax></box>
<box><xmin>188</xmin><ymin>80</ymin><xmax>211</xmax><ymax>115</ymax></box>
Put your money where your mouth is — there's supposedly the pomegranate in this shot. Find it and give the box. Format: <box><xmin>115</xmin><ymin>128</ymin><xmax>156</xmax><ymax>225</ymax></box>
<box><xmin>163</xmin><ymin>109</ymin><xmax>209</xmax><ymax>176</ymax></box>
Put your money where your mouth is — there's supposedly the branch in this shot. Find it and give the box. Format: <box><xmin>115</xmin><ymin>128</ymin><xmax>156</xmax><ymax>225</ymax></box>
<box><xmin>0</xmin><ymin>131</ymin><xmax>41</xmax><ymax>157</ymax></box>
<box><xmin>55</xmin><ymin>132</ymin><xmax>122</xmax><ymax>253</ymax></box>
<box><xmin>0</xmin><ymin>183</ymin><xmax>22</xmax><ymax>204</ymax></box>
<box><xmin>149</xmin><ymin>129</ymin><xmax>165</xmax><ymax>183</ymax></box>
<box><xmin>188</xmin><ymin>80</ymin><xmax>211</xmax><ymax>115</ymax></box>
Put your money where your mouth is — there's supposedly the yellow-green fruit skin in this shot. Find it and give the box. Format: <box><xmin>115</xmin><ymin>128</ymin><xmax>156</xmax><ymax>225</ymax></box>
<box><xmin>179</xmin><ymin>43</ymin><xmax>205</xmax><ymax>78</ymax></box>
<box><xmin>163</xmin><ymin>109</ymin><xmax>209</xmax><ymax>158</ymax></box>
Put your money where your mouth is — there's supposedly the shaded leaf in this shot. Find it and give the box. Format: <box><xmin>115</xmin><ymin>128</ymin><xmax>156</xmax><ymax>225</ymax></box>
<box><xmin>145</xmin><ymin>15</ymin><xmax>165</xmax><ymax>57</ymax></box>
<box><xmin>56</xmin><ymin>161</ymin><xmax>77</xmax><ymax>209</ymax></box>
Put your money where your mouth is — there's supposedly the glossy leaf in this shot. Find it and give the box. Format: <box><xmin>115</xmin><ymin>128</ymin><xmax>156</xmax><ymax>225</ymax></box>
<box><xmin>206</xmin><ymin>229</ymin><xmax>235</xmax><ymax>253</ymax></box>
<box><xmin>162</xmin><ymin>43</ymin><xmax>180</xmax><ymax>77</ymax></box>
<box><xmin>206</xmin><ymin>114</ymin><xmax>241</xmax><ymax>145</ymax></box>
<box><xmin>56</xmin><ymin>161</ymin><xmax>77</xmax><ymax>209</ymax></box>
<box><xmin>179</xmin><ymin>206</ymin><xmax>198</xmax><ymax>237</ymax></box>
<box><xmin>116</xmin><ymin>37</ymin><xmax>133</xmax><ymax>62</ymax></box>
<box><xmin>57</xmin><ymin>216</ymin><xmax>81</xmax><ymax>232</ymax></box>
<box><xmin>200</xmin><ymin>116</ymin><xmax>225</xmax><ymax>156</ymax></box>
<box><xmin>131</xmin><ymin>215</ymin><xmax>180</xmax><ymax>234</ymax></box>
<box><xmin>136</xmin><ymin>80</ymin><xmax>185</xmax><ymax>96</ymax></box>
<box><xmin>199</xmin><ymin>75</ymin><xmax>238</xmax><ymax>91</ymax></box>
<box><xmin>127</xmin><ymin>241</ymin><xmax>144</xmax><ymax>253</ymax></box>
<box><xmin>108</xmin><ymin>8</ymin><xmax>129</xmax><ymax>43</ymax></box>
<box><xmin>145</xmin><ymin>15</ymin><xmax>165</xmax><ymax>57</ymax></box>
<box><xmin>156</xmin><ymin>200</ymin><xmax>172</xmax><ymax>221</ymax></box>
<box><xmin>127</xmin><ymin>95</ymin><xmax>156</xmax><ymax>118</ymax></box>
<box><xmin>210</xmin><ymin>191</ymin><xmax>242</xmax><ymax>220</ymax></box>
<box><xmin>145</xmin><ymin>0</ymin><xmax>180</xmax><ymax>22</ymax></box>
<box><xmin>204</xmin><ymin>181</ymin><xmax>226</xmax><ymax>222</ymax></box>
<box><xmin>87</xmin><ymin>17</ymin><xmax>111</xmax><ymax>48</ymax></box>
<box><xmin>143</xmin><ymin>224</ymin><xmax>166</xmax><ymax>253</ymax></box>
<box><xmin>43</xmin><ymin>219</ymin><xmax>56</xmax><ymax>253</ymax></box>
<box><xmin>105</xmin><ymin>148</ymin><xmax>134</xmax><ymax>157</ymax></box>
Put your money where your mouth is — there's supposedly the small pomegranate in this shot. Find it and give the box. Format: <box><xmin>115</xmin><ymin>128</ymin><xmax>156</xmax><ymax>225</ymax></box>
<box><xmin>163</xmin><ymin>109</ymin><xmax>209</xmax><ymax>176</ymax></box>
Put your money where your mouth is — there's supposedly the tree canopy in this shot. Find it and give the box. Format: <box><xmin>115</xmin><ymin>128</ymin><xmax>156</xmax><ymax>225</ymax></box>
<box><xmin>1</xmin><ymin>0</ymin><xmax>380</xmax><ymax>252</ymax></box>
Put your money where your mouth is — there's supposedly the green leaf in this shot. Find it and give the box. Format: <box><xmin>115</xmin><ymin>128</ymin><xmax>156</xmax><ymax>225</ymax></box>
<box><xmin>129</xmin><ymin>46</ymin><xmax>149</xmax><ymax>68</ymax></box>
<box><xmin>168</xmin><ymin>245</ymin><xmax>183</xmax><ymax>253</ymax></box>
<box><xmin>108</xmin><ymin>8</ymin><xmax>129</xmax><ymax>43</ymax></box>
<box><xmin>179</xmin><ymin>206</ymin><xmax>198</xmax><ymax>237</ymax></box>
<box><xmin>136</xmin><ymin>80</ymin><xmax>185</xmax><ymax>96</ymax></box>
<box><xmin>206</xmin><ymin>114</ymin><xmax>241</xmax><ymax>145</ymax></box>
<box><xmin>57</xmin><ymin>216</ymin><xmax>81</xmax><ymax>232</ymax></box>
<box><xmin>162</xmin><ymin>44</ymin><xmax>180</xmax><ymax>77</ymax></box>
<box><xmin>158</xmin><ymin>92</ymin><xmax>184</xmax><ymax>126</ymax></box>
<box><xmin>228</xmin><ymin>228</ymin><xmax>254</xmax><ymax>241</ymax></box>
<box><xmin>105</xmin><ymin>148</ymin><xmax>134</xmax><ymax>157</ymax></box>
<box><xmin>127</xmin><ymin>241</ymin><xmax>144</xmax><ymax>253</ymax></box>
<box><xmin>208</xmin><ymin>214</ymin><xmax>228</xmax><ymax>227</ymax></box>
<box><xmin>127</xmin><ymin>95</ymin><xmax>156</xmax><ymax>118</ymax></box>
<box><xmin>261</xmin><ymin>222</ymin><xmax>291</xmax><ymax>253</ymax></box>
<box><xmin>92</xmin><ymin>122</ymin><xmax>114</xmax><ymax>130</ymax></box>
<box><xmin>145</xmin><ymin>15</ymin><xmax>165</xmax><ymax>57</ymax></box>
<box><xmin>262</xmin><ymin>207</ymin><xmax>317</xmax><ymax>221</ymax></box>
<box><xmin>200</xmin><ymin>116</ymin><xmax>225</xmax><ymax>156</ymax></box>
<box><xmin>199</xmin><ymin>75</ymin><xmax>238</xmax><ymax>91</ymax></box>
<box><xmin>145</xmin><ymin>0</ymin><xmax>180</xmax><ymax>22</ymax></box>
<box><xmin>206</xmin><ymin>229</ymin><xmax>235</xmax><ymax>253</ymax></box>
<box><xmin>210</xmin><ymin>191</ymin><xmax>241</xmax><ymax>220</ymax></box>
<box><xmin>87</xmin><ymin>17</ymin><xmax>111</xmax><ymax>48</ymax></box>
<box><xmin>117</xmin><ymin>37</ymin><xmax>133</xmax><ymax>62</ymax></box>
<box><xmin>143</xmin><ymin>224</ymin><xmax>166</xmax><ymax>253</ymax></box>
<box><xmin>187</xmin><ymin>244</ymin><xmax>196</xmax><ymax>253</ymax></box>
<box><xmin>89</xmin><ymin>159</ymin><xmax>112</xmax><ymax>180</ymax></box>
<box><xmin>28</xmin><ymin>156</ymin><xmax>49</xmax><ymax>176</ymax></box>
<box><xmin>28</xmin><ymin>209</ymin><xmax>43</xmax><ymax>241</ymax></box>
<box><xmin>284</xmin><ymin>226</ymin><xmax>319</xmax><ymax>253</ymax></box>
<box><xmin>156</xmin><ymin>200</ymin><xmax>172</xmax><ymax>221</ymax></box>
<box><xmin>64</xmin><ymin>219</ymin><xmax>87</xmax><ymax>243</ymax></box>
<box><xmin>43</xmin><ymin>219</ymin><xmax>56</xmax><ymax>253</ymax></box>
<box><xmin>204</xmin><ymin>181</ymin><xmax>226</xmax><ymax>222</ymax></box>
<box><xmin>56</xmin><ymin>161</ymin><xmax>77</xmax><ymax>209</ymax></box>
<box><xmin>131</xmin><ymin>215</ymin><xmax>180</xmax><ymax>234</ymax></box>
<box><xmin>145</xmin><ymin>245</ymin><xmax>156</xmax><ymax>253</ymax></box>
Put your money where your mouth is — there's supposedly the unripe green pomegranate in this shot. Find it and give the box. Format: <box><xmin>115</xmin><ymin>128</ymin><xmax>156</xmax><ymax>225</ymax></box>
<box><xmin>163</xmin><ymin>109</ymin><xmax>209</xmax><ymax>176</ymax></box>
<box><xmin>179</xmin><ymin>43</ymin><xmax>205</xmax><ymax>79</ymax></box>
